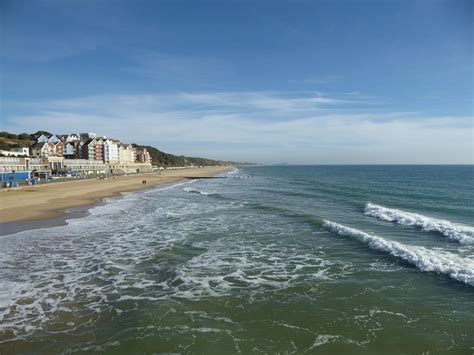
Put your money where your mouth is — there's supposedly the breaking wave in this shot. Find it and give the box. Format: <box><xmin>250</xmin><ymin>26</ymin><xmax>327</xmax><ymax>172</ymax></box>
<box><xmin>183</xmin><ymin>187</ymin><xmax>211</xmax><ymax>195</ymax></box>
<box><xmin>364</xmin><ymin>203</ymin><xmax>474</xmax><ymax>245</ymax></box>
<box><xmin>323</xmin><ymin>220</ymin><xmax>474</xmax><ymax>286</ymax></box>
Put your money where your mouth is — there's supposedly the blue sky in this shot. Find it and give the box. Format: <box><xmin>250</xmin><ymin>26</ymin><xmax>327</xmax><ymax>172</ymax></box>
<box><xmin>1</xmin><ymin>0</ymin><xmax>472</xmax><ymax>163</ymax></box>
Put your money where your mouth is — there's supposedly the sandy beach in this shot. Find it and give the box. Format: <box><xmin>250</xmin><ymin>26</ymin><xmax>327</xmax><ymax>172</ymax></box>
<box><xmin>0</xmin><ymin>166</ymin><xmax>232</xmax><ymax>225</ymax></box>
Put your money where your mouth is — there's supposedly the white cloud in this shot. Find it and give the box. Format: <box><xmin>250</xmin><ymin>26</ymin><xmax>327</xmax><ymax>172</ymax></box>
<box><xmin>3</xmin><ymin>91</ymin><xmax>473</xmax><ymax>164</ymax></box>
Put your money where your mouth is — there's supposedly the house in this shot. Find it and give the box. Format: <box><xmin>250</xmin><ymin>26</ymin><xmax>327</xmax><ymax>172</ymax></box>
<box><xmin>103</xmin><ymin>139</ymin><xmax>119</xmax><ymax>163</ymax></box>
<box><xmin>59</xmin><ymin>133</ymin><xmax>81</xmax><ymax>143</ymax></box>
<box><xmin>84</xmin><ymin>139</ymin><xmax>96</xmax><ymax>160</ymax></box>
<box><xmin>74</xmin><ymin>141</ymin><xmax>86</xmax><ymax>159</ymax></box>
<box><xmin>118</xmin><ymin>144</ymin><xmax>136</xmax><ymax>163</ymax></box>
<box><xmin>0</xmin><ymin>147</ymin><xmax>29</xmax><ymax>157</ymax></box>
<box><xmin>83</xmin><ymin>139</ymin><xmax>104</xmax><ymax>161</ymax></box>
<box><xmin>36</xmin><ymin>134</ymin><xmax>50</xmax><ymax>143</ymax></box>
<box><xmin>64</xmin><ymin>142</ymin><xmax>76</xmax><ymax>158</ymax></box>
<box><xmin>94</xmin><ymin>138</ymin><xmax>105</xmax><ymax>161</ymax></box>
<box><xmin>11</xmin><ymin>147</ymin><xmax>30</xmax><ymax>156</ymax></box>
<box><xmin>31</xmin><ymin>142</ymin><xmax>55</xmax><ymax>158</ymax></box>
<box><xmin>53</xmin><ymin>141</ymin><xmax>64</xmax><ymax>156</ymax></box>
<box><xmin>135</xmin><ymin>148</ymin><xmax>152</xmax><ymax>164</ymax></box>
<box><xmin>34</xmin><ymin>134</ymin><xmax>61</xmax><ymax>144</ymax></box>
<box><xmin>66</xmin><ymin>133</ymin><xmax>81</xmax><ymax>142</ymax></box>
<box><xmin>48</xmin><ymin>135</ymin><xmax>61</xmax><ymax>144</ymax></box>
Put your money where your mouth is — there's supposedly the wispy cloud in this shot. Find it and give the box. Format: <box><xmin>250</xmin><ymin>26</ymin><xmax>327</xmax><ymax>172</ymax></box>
<box><xmin>3</xmin><ymin>91</ymin><xmax>472</xmax><ymax>164</ymax></box>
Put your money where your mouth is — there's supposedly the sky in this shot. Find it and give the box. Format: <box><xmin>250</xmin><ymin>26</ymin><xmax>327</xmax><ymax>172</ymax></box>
<box><xmin>1</xmin><ymin>0</ymin><xmax>473</xmax><ymax>164</ymax></box>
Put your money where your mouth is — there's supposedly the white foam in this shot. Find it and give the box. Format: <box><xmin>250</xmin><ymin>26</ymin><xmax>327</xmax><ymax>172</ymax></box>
<box><xmin>226</xmin><ymin>168</ymin><xmax>240</xmax><ymax>175</ymax></box>
<box><xmin>365</xmin><ymin>203</ymin><xmax>474</xmax><ymax>245</ymax></box>
<box><xmin>158</xmin><ymin>179</ymin><xmax>196</xmax><ymax>191</ymax></box>
<box><xmin>0</xmin><ymin>176</ymin><xmax>253</xmax><ymax>338</ymax></box>
<box><xmin>171</xmin><ymin>233</ymin><xmax>345</xmax><ymax>299</ymax></box>
<box><xmin>324</xmin><ymin>220</ymin><xmax>474</xmax><ymax>286</ymax></box>
<box><xmin>308</xmin><ymin>335</ymin><xmax>341</xmax><ymax>350</ymax></box>
<box><xmin>183</xmin><ymin>187</ymin><xmax>210</xmax><ymax>195</ymax></box>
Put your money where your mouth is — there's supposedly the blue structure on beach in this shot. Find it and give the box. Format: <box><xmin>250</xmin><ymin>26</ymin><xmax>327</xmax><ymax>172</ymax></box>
<box><xmin>1</xmin><ymin>172</ymin><xmax>30</xmax><ymax>183</ymax></box>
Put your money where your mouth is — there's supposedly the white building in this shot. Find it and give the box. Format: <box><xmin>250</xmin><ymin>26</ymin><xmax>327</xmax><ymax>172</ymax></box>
<box><xmin>11</xmin><ymin>147</ymin><xmax>30</xmax><ymax>156</ymax></box>
<box><xmin>0</xmin><ymin>157</ymin><xmax>27</xmax><ymax>172</ymax></box>
<box><xmin>118</xmin><ymin>144</ymin><xmax>136</xmax><ymax>163</ymax></box>
<box><xmin>0</xmin><ymin>148</ymin><xmax>29</xmax><ymax>157</ymax></box>
<box><xmin>103</xmin><ymin>139</ymin><xmax>119</xmax><ymax>163</ymax></box>
<box><xmin>64</xmin><ymin>159</ymin><xmax>106</xmax><ymax>175</ymax></box>
<box><xmin>65</xmin><ymin>133</ymin><xmax>81</xmax><ymax>142</ymax></box>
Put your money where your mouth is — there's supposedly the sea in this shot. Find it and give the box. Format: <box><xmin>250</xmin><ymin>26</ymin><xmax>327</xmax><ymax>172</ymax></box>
<box><xmin>0</xmin><ymin>165</ymin><xmax>473</xmax><ymax>353</ymax></box>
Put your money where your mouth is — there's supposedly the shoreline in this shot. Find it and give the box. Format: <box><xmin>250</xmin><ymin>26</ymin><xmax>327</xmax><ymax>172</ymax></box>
<box><xmin>0</xmin><ymin>166</ymin><xmax>233</xmax><ymax>234</ymax></box>
<box><xmin>0</xmin><ymin>204</ymin><xmax>95</xmax><ymax>236</ymax></box>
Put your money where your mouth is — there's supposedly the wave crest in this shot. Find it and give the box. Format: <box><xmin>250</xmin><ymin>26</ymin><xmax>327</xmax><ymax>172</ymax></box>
<box><xmin>183</xmin><ymin>187</ymin><xmax>210</xmax><ymax>196</ymax></box>
<box><xmin>364</xmin><ymin>203</ymin><xmax>474</xmax><ymax>245</ymax></box>
<box><xmin>323</xmin><ymin>220</ymin><xmax>474</xmax><ymax>286</ymax></box>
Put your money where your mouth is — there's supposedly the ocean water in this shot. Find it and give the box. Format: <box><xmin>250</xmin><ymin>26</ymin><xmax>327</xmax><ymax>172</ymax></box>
<box><xmin>0</xmin><ymin>165</ymin><xmax>473</xmax><ymax>353</ymax></box>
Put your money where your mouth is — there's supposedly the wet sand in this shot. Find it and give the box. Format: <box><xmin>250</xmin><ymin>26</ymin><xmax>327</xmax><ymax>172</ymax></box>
<box><xmin>0</xmin><ymin>166</ymin><xmax>232</xmax><ymax>228</ymax></box>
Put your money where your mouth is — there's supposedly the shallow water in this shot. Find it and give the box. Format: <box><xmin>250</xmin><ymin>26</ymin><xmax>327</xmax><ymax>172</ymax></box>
<box><xmin>0</xmin><ymin>166</ymin><xmax>473</xmax><ymax>353</ymax></box>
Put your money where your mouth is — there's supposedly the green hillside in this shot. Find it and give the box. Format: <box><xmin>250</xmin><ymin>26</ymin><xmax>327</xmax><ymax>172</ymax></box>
<box><xmin>131</xmin><ymin>144</ymin><xmax>232</xmax><ymax>167</ymax></box>
<box><xmin>0</xmin><ymin>132</ymin><xmax>33</xmax><ymax>150</ymax></box>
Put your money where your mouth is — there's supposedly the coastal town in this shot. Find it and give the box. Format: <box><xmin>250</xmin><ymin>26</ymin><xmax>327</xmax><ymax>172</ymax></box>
<box><xmin>0</xmin><ymin>132</ymin><xmax>153</xmax><ymax>187</ymax></box>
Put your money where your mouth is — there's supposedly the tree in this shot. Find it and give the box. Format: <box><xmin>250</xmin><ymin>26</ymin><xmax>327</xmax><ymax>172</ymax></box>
<box><xmin>33</xmin><ymin>130</ymin><xmax>52</xmax><ymax>136</ymax></box>
<box><xmin>0</xmin><ymin>132</ymin><xmax>17</xmax><ymax>139</ymax></box>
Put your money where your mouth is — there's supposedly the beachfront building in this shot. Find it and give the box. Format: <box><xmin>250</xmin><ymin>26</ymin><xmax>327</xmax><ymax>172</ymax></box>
<box><xmin>107</xmin><ymin>144</ymin><xmax>151</xmax><ymax>174</ymax></box>
<box><xmin>64</xmin><ymin>159</ymin><xmax>106</xmax><ymax>176</ymax></box>
<box><xmin>35</xmin><ymin>134</ymin><xmax>49</xmax><ymax>143</ymax></box>
<box><xmin>11</xmin><ymin>147</ymin><xmax>30</xmax><ymax>156</ymax></box>
<box><xmin>83</xmin><ymin>138</ymin><xmax>104</xmax><ymax>161</ymax></box>
<box><xmin>31</xmin><ymin>141</ymin><xmax>64</xmax><ymax>158</ymax></box>
<box><xmin>0</xmin><ymin>157</ymin><xmax>49</xmax><ymax>173</ymax></box>
<box><xmin>74</xmin><ymin>141</ymin><xmax>86</xmax><ymax>159</ymax></box>
<box><xmin>48</xmin><ymin>156</ymin><xmax>64</xmax><ymax>172</ymax></box>
<box><xmin>118</xmin><ymin>144</ymin><xmax>136</xmax><ymax>163</ymax></box>
<box><xmin>31</xmin><ymin>142</ymin><xmax>55</xmax><ymax>158</ymax></box>
<box><xmin>35</xmin><ymin>134</ymin><xmax>61</xmax><ymax>144</ymax></box>
<box><xmin>63</xmin><ymin>142</ymin><xmax>76</xmax><ymax>158</ymax></box>
<box><xmin>29</xmin><ymin>158</ymin><xmax>50</xmax><ymax>173</ymax></box>
<box><xmin>0</xmin><ymin>148</ymin><xmax>29</xmax><ymax>157</ymax></box>
<box><xmin>48</xmin><ymin>135</ymin><xmax>61</xmax><ymax>144</ymax></box>
<box><xmin>95</xmin><ymin>139</ymin><xmax>105</xmax><ymax>161</ymax></box>
<box><xmin>64</xmin><ymin>133</ymin><xmax>81</xmax><ymax>142</ymax></box>
<box><xmin>85</xmin><ymin>139</ymin><xmax>96</xmax><ymax>160</ymax></box>
<box><xmin>0</xmin><ymin>157</ymin><xmax>29</xmax><ymax>173</ymax></box>
<box><xmin>0</xmin><ymin>157</ymin><xmax>52</xmax><ymax>187</ymax></box>
<box><xmin>108</xmin><ymin>161</ymin><xmax>153</xmax><ymax>174</ymax></box>
<box><xmin>53</xmin><ymin>141</ymin><xmax>65</xmax><ymax>156</ymax></box>
<box><xmin>103</xmin><ymin>139</ymin><xmax>119</xmax><ymax>163</ymax></box>
<box><xmin>135</xmin><ymin>148</ymin><xmax>152</xmax><ymax>164</ymax></box>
